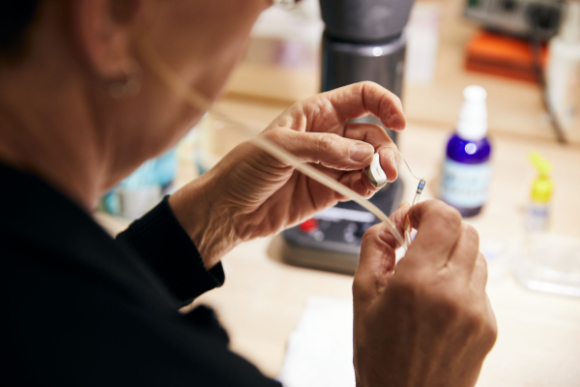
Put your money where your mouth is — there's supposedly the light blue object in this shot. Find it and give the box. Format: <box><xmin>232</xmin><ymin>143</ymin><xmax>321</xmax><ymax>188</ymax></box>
<box><xmin>101</xmin><ymin>191</ymin><xmax>120</xmax><ymax>214</ymax></box>
<box><xmin>101</xmin><ymin>148</ymin><xmax>177</xmax><ymax>216</ymax></box>
<box><xmin>119</xmin><ymin>159</ymin><xmax>158</xmax><ymax>189</ymax></box>
<box><xmin>154</xmin><ymin>148</ymin><xmax>178</xmax><ymax>188</ymax></box>
<box><xmin>118</xmin><ymin>148</ymin><xmax>177</xmax><ymax>189</ymax></box>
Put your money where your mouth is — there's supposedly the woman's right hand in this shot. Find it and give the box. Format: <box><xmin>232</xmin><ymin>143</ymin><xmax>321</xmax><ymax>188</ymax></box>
<box><xmin>353</xmin><ymin>200</ymin><xmax>497</xmax><ymax>387</ymax></box>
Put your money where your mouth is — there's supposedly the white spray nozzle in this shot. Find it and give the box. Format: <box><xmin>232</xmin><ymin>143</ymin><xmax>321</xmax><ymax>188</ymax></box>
<box><xmin>457</xmin><ymin>85</ymin><xmax>488</xmax><ymax>141</ymax></box>
<box><xmin>463</xmin><ymin>85</ymin><xmax>487</xmax><ymax>102</ymax></box>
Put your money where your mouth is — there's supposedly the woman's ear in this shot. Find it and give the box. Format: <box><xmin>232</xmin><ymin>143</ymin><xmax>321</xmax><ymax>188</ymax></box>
<box><xmin>69</xmin><ymin>0</ymin><xmax>140</xmax><ymax>81</ymax></box>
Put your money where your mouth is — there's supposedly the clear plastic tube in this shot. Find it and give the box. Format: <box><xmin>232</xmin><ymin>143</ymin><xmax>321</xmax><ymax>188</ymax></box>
<box><xmin>404</xmin><ymin>179</ymin><xmax>426</xmax><ymax>250</ymax></box>
<box><xmin>136</xmin><ymin>36</ymin><xmax>406</xmax><ymax>247</ymax></box>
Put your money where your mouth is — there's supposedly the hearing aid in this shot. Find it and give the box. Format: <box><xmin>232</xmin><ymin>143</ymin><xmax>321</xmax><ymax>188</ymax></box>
<box><xmin>364</xmin><ymin>152</ymin><xmax>387</xmax><ymax>189</ymax></box>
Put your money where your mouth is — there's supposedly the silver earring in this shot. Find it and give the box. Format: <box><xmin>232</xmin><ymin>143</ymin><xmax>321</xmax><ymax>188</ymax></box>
<box><xmin>107</xmin><ymin>59</ymin><xmax>142</xmax><ymax>99</ymax></box>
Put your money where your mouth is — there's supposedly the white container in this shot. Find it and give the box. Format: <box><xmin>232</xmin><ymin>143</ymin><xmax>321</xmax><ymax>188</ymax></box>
<box><xmin>513</xmin><ymin>234</ymin><xmax>580</xmax><ymax>297</ymax></box>
<box><xmin>546</xmin><ymin>1</ymin><xmax>580</xmax><ymax>130</ymax></box>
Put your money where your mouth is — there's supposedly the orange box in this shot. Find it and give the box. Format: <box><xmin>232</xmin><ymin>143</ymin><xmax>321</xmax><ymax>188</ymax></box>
<box><xmin>465</xmin><ymin>31</ymin><xmax>547</xmax><ymax>83</ymax></box>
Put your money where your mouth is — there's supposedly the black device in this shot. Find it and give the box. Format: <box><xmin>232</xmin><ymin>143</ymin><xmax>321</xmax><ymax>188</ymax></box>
<box><xmin>282</xmin><ymin>0</ymin><xmax>415</xmax><ymax>274</ymax></box>
<box><xmin>464</xmin><ymin>0</ymin><xmax>564</xmax><ymax>40</ymax></box>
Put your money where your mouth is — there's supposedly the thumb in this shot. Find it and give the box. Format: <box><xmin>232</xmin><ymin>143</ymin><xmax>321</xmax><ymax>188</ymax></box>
<box><xmin>263</xmin><ymin>128</ymin><xmax>375</xmax><ymax>170</ymax></box>
<box><xmin>354</xmin><ymin>202</ymin><xmax>410</xmax><ymax>301</ymax></box>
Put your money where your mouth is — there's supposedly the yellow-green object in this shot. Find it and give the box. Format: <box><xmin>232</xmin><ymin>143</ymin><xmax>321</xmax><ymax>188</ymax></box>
<box><xmin>529</xmin><ymin>151</ymin><xmax>554</xmax><ymax>204</ymax></box>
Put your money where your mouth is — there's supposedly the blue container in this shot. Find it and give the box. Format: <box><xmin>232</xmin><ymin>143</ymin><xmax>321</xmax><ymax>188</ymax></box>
<box><xmin>440</xmin><ymin>85</ymin><xmax>492</xmax><ymax>217</ymax></box>
<box><xmin>441</xmin><ymin>134</ymin><xmax>492</xmax><ymax>217</ymax></box>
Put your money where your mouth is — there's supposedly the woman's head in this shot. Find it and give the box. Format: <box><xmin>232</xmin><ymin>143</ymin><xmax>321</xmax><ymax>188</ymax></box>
<box><xmin>0</xmin><ymin>0</ymin><xmax>271</xmax><ymax>203</ymax></box>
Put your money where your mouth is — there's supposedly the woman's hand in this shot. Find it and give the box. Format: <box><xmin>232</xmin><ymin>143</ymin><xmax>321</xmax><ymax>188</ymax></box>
<box><xmin>169</xmin><ymin>82</ymin><xmax>405</xmax><ymax>269</ymax></box>
<box><xmin>353</xmin><ymin>200</ymin><xmax>497</xmax><ymax>387</ymax></box>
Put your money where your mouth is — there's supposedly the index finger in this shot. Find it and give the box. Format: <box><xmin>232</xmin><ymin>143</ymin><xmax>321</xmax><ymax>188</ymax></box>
<box><xmin>406</xmin><ymin>200</ymin><xmax>463</xmax><ymax>268</ymax></box>
<box><xmin>355</xmin><ymin>202</ymin><xmax>411</xmax><ymax>301</ymax></box>
<box><xmin>323</xmin><ymin>81</ymin><xmax>406</xmax><ymax>131</ymax></box>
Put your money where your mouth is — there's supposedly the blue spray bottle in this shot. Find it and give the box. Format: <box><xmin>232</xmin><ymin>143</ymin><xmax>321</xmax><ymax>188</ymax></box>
<box><xmin>440</xmin><ymin>86</ymin><xmax>492</xmax><ymax>217</ymax></box>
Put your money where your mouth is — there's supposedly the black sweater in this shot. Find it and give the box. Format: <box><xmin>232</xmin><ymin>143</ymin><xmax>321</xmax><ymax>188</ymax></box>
<box><xmin>1</xmin><ymin>163</ymin><xmax>280</xmax><ymax>386</ymax></box>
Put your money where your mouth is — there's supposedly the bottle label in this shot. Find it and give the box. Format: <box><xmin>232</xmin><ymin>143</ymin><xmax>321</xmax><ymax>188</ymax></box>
<box><xmin>440</xmin><ymin>159</ymin><xmax>491</xmax><ymax>208</ymax></box>
<box><xmin>526</xmin><ymin>203</ymin><xmax>549</xmax><ymax>232</ymax></box>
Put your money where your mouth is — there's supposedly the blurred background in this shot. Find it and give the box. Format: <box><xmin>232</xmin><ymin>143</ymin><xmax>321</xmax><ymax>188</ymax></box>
<box><xmin>96</xmin><ymin>0</ymin><xmax>580</xmax><ymax>385</ymax></box>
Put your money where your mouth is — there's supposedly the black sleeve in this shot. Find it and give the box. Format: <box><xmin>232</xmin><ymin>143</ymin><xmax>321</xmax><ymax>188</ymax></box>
<box><xmin>116</xmin><ymin>196</ymin><xmax>224</xmax><ymax>302</ymax></box>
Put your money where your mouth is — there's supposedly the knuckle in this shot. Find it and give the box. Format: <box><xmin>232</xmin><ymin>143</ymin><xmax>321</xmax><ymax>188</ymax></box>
<box><xmin>360</xmin><ymin>223</ymin><xmax>399</xmax><ymax>255</ymax></box>
<box><xmin>431</xmin><ymin>292</ymin><xmax>462</xmax><ymax>322</ymax></box>
<box><xmin>471</xmin><ymin>309</ymin><xmax>498</xmax><ymax>353</ymax></box>
<box><xmin>360</xmin><ymin>80</ymin><xmax>379</xmax><ymax>89</ymax></box>
<box><xmin>483</xmin><ymin>318</ymin><xmax>499</xmax><ymax>348</ymax></box>
<box><xmin>476</xmin><ymin>253</ymin><xmax>488</xmax><ymax>273</ymax></box>
<box><xmin>462</xmin><ymin>223</ymin><xmax>480</xmax><ymax>246</ymax></box>
<box><xmin>352</xmin><ymin>278</ymin><xmax>364</xmax><ymax>297</ymax></box>
<box><xmin>394</xmin><ymin>94</ymin><xmax>402</xmax><ymax>106</ymax></box>
<box><xmin>318</xmin><ymin>133</ymin><xmax>337</xmax><ymax>154</ymax></box>
<box><xmin>459</xmin><ymin>295</ymin><xmax>497</xmax><ymax>349</ymax></box>
<box><xmin>431</xmin><ymin>201</ymin><xmax>462</xmax><ymax>230</ymax></box>
<box><xmin>264</xmin><ymin>127</ymin><xmax>285</xmax><ymax>144</ymax></box>
<box><xmin>462</xmin><ymin>305</ymin><xmax>487</xmax><ymax>333</ymax></box>
<box><xmin>361</xmin><ymin>224</ymin><xmax>379</xmax><ymax>245</ymax></box>
<box><xmin>353</xmin><ymin>272</ymin><xmax>378</xmax><ymax>305</ymax></box>
<box><xmin>387</xmin><ymin>92</ymin><xmax>402</xmax><ymax>108</ymax></box>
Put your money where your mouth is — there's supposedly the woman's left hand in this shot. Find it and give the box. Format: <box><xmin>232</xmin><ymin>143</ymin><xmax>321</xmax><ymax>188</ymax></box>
<box><xmin>170</xmin><ymin>82</ymin><xmax>406</xmax><ymax>269</ymax></box>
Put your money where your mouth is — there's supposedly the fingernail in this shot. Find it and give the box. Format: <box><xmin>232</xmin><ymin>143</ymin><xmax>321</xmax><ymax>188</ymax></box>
<box><xmin>350</xmin><ymin>143</ymin><xmax>373</xmax><ymax>162</ymax></box>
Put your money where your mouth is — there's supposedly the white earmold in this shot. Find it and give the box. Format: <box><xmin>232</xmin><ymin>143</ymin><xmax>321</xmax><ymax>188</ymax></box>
<box><xmin>364</xmin><ymin>152</ymin><xmax>387</xmax><ymax>188</ymax></box>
